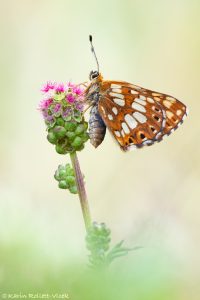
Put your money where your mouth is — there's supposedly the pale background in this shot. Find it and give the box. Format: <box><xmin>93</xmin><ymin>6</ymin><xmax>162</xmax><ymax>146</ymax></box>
<box><xmin>0</xmin><ymin>0</ymin><xmax>199</xmax><ymax>298</ymax></box>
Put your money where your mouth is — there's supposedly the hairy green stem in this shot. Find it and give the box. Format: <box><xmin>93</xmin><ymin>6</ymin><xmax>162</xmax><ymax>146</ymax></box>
<box><xmin>70</xmin><ymin>152</ymin><xmax>92</xmax><ymax>231</ymax></box>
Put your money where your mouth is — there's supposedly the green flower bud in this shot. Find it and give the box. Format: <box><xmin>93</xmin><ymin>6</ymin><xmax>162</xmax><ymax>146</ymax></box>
<box><xmin>80</xmin><ymin>132</ymin><xmax>89</xmax><ymax>142</ymax></box>
<box><xmin>47</xmin><ymin>131</ymin><xmax>57</xmax><ymax>144</ymax></box>
<box><xmin>64</xmin><ymin>122</ymin><xmax>77</xmax><ymax>131</ymax></box>
<box><xmin>67</xmin><ymin>168</ymin><xmax>75</xmax><ymax>176</ymax></box>
<box><xmin>55</xmin><ymin>144</ymin><xmax>67</xmax><ymax>154</ymax></box>
<box><xmin>75</xmin><ymin>124</ymin><xmax>85</xmax><ymax>135</ymax></box>
<box><xmin>63</xmin><ymin>114</ymin><xmax>72</xmax><ymax>122</ymax></box>
<box><xmin>53</xmin><ymin>126</ymin><xmax>66</xmax><ymax>139</ymax></box>
<box><xmin>58</xmin><ymin>164</ymin><xmax>66</xmax><ymax>171</ymax></box>
<box><xmin>56</xmin><ymin>117</ymin><xmax>65</xmax><ymax>126</ymax></box>
<box><xmin>66</xmin><ymin>131</ymin><xmax>76</xmax><ymax>140</ymax></box>
<box><xmin>69</xmin><ymin>185</ymin><xmax>78</xmax><ymax>194</ymax></box>
<box><xmin>54</xmin><ymin>163</ymin><xmax>78</xmax><ymax>194</ymax></box>
<box><xmin>71</xmin><ymin>136</ymin><xmax>82</xmax><ymax>148</ymax></box>
<box><xmin>66</xmin><ymin>175</ymin><xmax>76</xmax><ymax>185</ymax></box>
<box><xmin>54</xmin><ymin>164</ymin><xmax>69</xmax><ymax>181</ymax></box>
<box><xmin>58</xmin><ymin>180</ymin><xmax>69</xmax><ymax>189</ymax></box>
<box><xmin>65</xmin><ymin>163</ymin><xmax>71</xmax><ymax>172</ymax></box>
<box><xmin>54</xmin><ymin>170</ymin><xmax>60</xmax><ymax>181</ymax></box>
<box><xmin>58</xmin><ymin>169</ymin><xmax>67</xmax><ymax>180</ymax></box>
<box><xmin>65</xmin><ymin>145</ymin><xmax>74</xmax><ymax>153</ymax></box>
<box><xmin>75</xmin><ymin>144</ymin><xmax>85</xmax><ymax>152</ymax></box>
<box><xmin>73</xmin><ymin>110</ymin><xmax>82</xmax><ymax>122</ymax></box>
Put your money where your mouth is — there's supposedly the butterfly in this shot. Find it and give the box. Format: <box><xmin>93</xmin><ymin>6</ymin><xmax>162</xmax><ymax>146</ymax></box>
<box><xmin>84</xmin><ymin>35</ymin><xmax>188</xmax><ymax>151</ymax></box>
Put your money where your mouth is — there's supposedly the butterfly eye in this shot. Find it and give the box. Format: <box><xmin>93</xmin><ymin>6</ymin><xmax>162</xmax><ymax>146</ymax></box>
<box><xmin>89</xmin><ymin>70</ymin><xmax>99</xmax><ymax>80</ymax></box>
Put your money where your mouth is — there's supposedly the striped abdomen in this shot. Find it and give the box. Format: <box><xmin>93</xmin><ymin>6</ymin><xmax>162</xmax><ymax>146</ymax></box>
<box><xmin>89</xmin><ymin>105</ymin><xmax>106</xmax><ymax>148</ymax></box>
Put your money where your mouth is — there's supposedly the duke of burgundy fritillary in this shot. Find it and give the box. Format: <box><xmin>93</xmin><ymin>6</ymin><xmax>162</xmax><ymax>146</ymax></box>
<box><xmin>83</xmin><ymin>35</ymin><xmax>188</xmax><ymax>151</ymax></box>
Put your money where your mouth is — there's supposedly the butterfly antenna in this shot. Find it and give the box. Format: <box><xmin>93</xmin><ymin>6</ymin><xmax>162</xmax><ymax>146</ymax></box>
<box><xmin>89</xmin><ymin>35</ymin><xmax>99</xmax><ymax>72</ymax></box>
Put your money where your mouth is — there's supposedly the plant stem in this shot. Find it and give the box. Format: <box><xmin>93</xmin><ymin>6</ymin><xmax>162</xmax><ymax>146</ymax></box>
<box><xmin>70</xmin><ymin>152</ymin><xmax>92</xmax><ymax>231</ymax></box>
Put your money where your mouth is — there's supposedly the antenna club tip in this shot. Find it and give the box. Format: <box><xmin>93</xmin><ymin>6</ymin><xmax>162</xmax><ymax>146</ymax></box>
<box><xmin>89</xmin><ymin>35</ymin><xmax>92</xmax><ymax>42</ymax></box>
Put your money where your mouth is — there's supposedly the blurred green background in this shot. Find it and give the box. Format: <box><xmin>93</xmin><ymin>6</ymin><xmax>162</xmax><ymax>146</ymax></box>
<box><xmin>0</xmin><ymin>0</ymin><xmax>199</xmax><ymax>299</ymax></box>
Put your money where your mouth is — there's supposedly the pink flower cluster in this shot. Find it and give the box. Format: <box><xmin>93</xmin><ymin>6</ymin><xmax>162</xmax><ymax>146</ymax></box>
<box><xmin>38</xmin><ymin>81</ymin><xmax>86</xmax><ymax>125</ymax></box>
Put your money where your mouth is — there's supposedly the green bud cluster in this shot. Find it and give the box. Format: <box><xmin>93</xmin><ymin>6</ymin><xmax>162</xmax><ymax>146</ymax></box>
<box><xmin>86</xmin><ymin>222</ymin><xmax>136</xmax><ymax>268</ymax></box>
<box><xmin>54</xmin><ymin>164</ymin><xmax>78</xmax><ymax>194</ymax></box>
<box><xmin>86</xmin><ymin>222</ymin><xmax>111</xmax><ymax>267</ymax></box>
<box><xmin>47</xmin><ymin>117</ymin><xmax>89</xmax><ymax>154</ymax></box>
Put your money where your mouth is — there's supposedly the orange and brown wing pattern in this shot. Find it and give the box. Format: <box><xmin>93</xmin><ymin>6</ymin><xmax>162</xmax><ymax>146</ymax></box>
<box><xmin>98</xmin><ymin>81</ymin><xmax>188</xmax><ymax>151</ymax></box>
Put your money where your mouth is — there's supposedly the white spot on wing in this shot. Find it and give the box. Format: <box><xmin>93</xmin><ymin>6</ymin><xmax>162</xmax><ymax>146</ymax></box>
<box><xmin>101</xmin><ymin>106</ymin><xmax>106</xmax><ymax>117</ymax></box>
<box><xmin>112</xmin><ymin>88</ymin><xmax>122</xmax><ymax>93</ymax></box>
<box><xmin>108</xmin><ymin>114</ymin><xmax>113</xmax><ymax>120</ymax></box>
<box><xmin>113</xmin><ymin>98</ymin><xmax>125</xmax><ymax>106</ymax></box>
<box><xmin>163</xmin><ymin>100</ymin><xmax>172</xmax><ymax>108</ymax></box>
<box><xmin>133</xmin><ymin>112</ymin><xmax>147</xmax><ymax>123</ymax></box>
<box><xmin>154</xmin><ymin>97</ymin><xmax>161</xmax><ymax>102</ymax></box>
<box><xmin>166</xmin><ymin>96</ymin><xmax>176</xmax><ymax>103</ymax></box>
<box><xmin>176</xmin><ymin>109</ymin><xmax>182</xmax><ymax>116</ymax></box>
<box><xmin>140</xmin><ymin>95</ymin><xmax>146</xmax><ymax>100</ymax></box>
<box><xmin>114</xmin><ymin>131</ymin><xmax>121</xmax><ymax>137</ymax></box>
<box><xmin>152</xmin><ymin>93</ymin><xmax>161</xmax><ymax>96</ymax></box>
<box><xmin>124</xmin><ymin>114</ymin><xmax>138</xmax><ymax>129</ymax></box>
<box><xmin>132</xmin><ymin>102</ymin><xmax>146</xmax><ymax>112</ymax></box>
<box><xmin>166</xmin><ymin>110</ymin><xmax>174</xmax><ymax>119</ymax></box>
<box><xmin>111</xmin><ymin>84</ymin><xmax>122</xmax><ymax>89</ymax></box>
<box><xmin>109</xmin><ymin>92</ymin><xmax>124</xmax><ymax>99</ymax></box>
<box><xmin>131</xmin><ymin>90</ymin><xmax>139</xmax><ymax>95</ymax></box>
<box><xmin>112</xmin><ymin>107</ymin><xmax>118</xmax><ymax>115</ymax></box>
<box><xmin>127</xmin><ymin>144</ymin><xmax>137</xmax><ymax>151</ymax></box>
<box><xmin>122</xmin><ymin>122</ymin><xmax>130</xmax><ymax>134</ymax></box>
<box><xmin>147</xmin><ymin>97</ymin><xmax>154</xmax><ymax>103</ymax></box>
<box><xmin>121</xmin><ymin>130</ymin><xmax>125</xmax><ymax>137</ymax></box>
<box><xmin>155</xmin><ymin>132</ymin><xmax>162</xmax><ymax>139</ymax></box>
<box><xmin>134</xmin><ymin>98</ymin><xmax>146</xmax><ymax>106</ymax></box>
<box><xmin>142</xmin><ymin>140</ymin><xmax>154</xmax><ymax>145</ymax></box>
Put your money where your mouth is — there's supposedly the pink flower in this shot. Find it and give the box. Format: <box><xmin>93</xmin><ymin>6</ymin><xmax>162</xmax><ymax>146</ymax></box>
<box><xmin>38</xmin><ymin>98</ymin><xmax>53</xmax><ymax>110</ymax></box>
<box><xmin>55</xmin><ymin>83</ymin><xmax>65</xmax><ymax>93</ymax></box>
<box><xmin>73</xmin><ymin>86</ymin><xmax>84</xmax><ymax>95</ymax></box>
<box><xmin>62</xmin><ymin>107</ymin><xmax>72</xmax><ymax>118</ymax></box>
<box><xmin>53</xmin><ymin>103</ymin><xmax>61</xmax><ymax>113</ymax></box>
<box><xmin>66</xmin><ymin>94</ymin><xmax>75</xmax><ymax>103</ymax></box>
<box><xmin>43</xmin><ymin>111</ymin><xmax>54</xmax><ymax>122</ymax></box>
<box><xmin>41</xmin><ymin>81</ymin><xmax>55</xmax><ymax>93</ymax></box>
<box><xmin>66</xmin><ymin>82</ymin><xmax>75</xmax><ymax>89</ymax></box>
<box><xmin>39</xmin><ymin>81</ymin><xmax>87</xmax><ymax>123</ymax></box>
<box><xmin>75</xmin><ymin>102</ymin><xmax>84</xmax><ymax>111</ymax></box>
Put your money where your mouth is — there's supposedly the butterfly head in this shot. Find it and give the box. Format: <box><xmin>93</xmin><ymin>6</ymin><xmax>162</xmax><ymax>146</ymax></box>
<box><xmin>89</xmin><ymin>70</ymin><xmax>99</xmax><ymax>81</ymax></box>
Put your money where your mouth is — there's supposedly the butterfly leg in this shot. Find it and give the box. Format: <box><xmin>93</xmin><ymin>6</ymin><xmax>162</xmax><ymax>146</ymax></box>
<box><xmin>83</xmin><ymin>102</ymin><xmax>95</xmax><ymax>114</ymax></box>
<box><xmin>77</xmin><ymin>81</ymin><xmax>88</xmax><ymax>88</ymax></box>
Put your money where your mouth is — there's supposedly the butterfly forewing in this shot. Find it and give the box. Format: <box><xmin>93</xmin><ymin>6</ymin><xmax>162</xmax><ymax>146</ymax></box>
<box><xmin>97</xmin><ymin>81</ymin><xmax>187</xmax><ymax>151</ymax></box>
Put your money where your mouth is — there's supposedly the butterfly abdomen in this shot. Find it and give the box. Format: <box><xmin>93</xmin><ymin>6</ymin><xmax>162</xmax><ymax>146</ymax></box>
<box><xmin>89</xmin><ymin>105</ymin><xmax>106</xmax><ymax>148</ymax></box>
